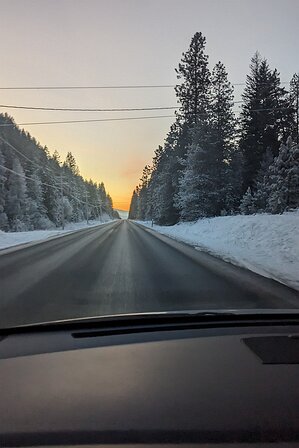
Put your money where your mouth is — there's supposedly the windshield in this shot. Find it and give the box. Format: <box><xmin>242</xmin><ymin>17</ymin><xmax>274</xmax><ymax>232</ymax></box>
<box><xmin>0</xmin><ymin>0</ymin><xmax>298</xmax><ymax>328</ymax></box>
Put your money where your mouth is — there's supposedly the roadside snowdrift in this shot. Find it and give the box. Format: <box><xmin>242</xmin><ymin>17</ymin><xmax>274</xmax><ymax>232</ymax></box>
<box><xmin>137</xmin><ymin>212</ymin><xmax>299</xmax><ymax>291</ymax></box>
<box><xmin>0</xmin><ymin>215</ymin><xmax>112</xmax><ymax>251</ymax></box>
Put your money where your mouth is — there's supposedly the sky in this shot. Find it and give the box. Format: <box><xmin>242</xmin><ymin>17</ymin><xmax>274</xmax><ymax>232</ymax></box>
<box><xmin>0</xmin><ymin>0</ymin><xmax>298</xmax><ymax>210</ymax></box>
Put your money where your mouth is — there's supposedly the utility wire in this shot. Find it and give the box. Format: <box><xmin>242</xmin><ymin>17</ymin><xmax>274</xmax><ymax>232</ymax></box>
<box><xmin>0</xmin><ymin>104</ymin><xmax>178</xmax><ymax>112</ymax></box>
<box><xmin>0</xmin><ymin>81</ymin><xmax>290</xmax><ymax>90</ymax></box>
<box><xmin>0</xmin><ymin>85</ymin><xmax>175</xmax><ymax>90</ymax></box>
<box><xmin>0</xmin><ymin>98</ymin><xmax>290</xmax><ymax>112</ymax></box>
<box><xmin>0</xmin><ymin>105</ymin><xmax>293</xmax><ymax>127</ymax></box>
<box><xmin>0</xmin><ymin>162</ymin><xmax>61</xmax><ymax>191</ymax></box>
<box><xmin>0</xmin><ymin>115</ymin><xmax>175</xmax><ymax>126</ymax></box>
<box><xmin>0</xmin><ymin>135</ymin><xmax>57</xmax><ymax>176</ymax></box>
<box><xmin>0</xmin><ymin>99</ymin><xmax>291</xmax><ymax>113</ymax></box>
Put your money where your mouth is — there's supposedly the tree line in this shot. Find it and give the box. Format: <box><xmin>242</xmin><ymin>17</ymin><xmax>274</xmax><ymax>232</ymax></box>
<box><xmin>129</xmin><ymin>32</ymin><xmax>299</xmax><ymax>223</ymax></box>
<box><xmin>0</xmin><ymin>113</ymin><xmax>118</xmax><ymax>232</ymax></box>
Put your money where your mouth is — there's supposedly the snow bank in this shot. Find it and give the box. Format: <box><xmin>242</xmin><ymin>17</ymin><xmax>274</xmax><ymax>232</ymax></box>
<box><xmin>137</xmin><ymin>212</ymin><xmax>299</xmax><ymax>291</ymax></box>
<box><xmin>0</xmin><ymin>216</ymin><xmax>113</xmax><ymax>251</ymax></box>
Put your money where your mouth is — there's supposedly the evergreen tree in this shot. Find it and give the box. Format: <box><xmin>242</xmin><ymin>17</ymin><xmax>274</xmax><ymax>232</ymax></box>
<box><xmin>252</xmin><ymin>149</ymin><xmax>274</xmax><ymax>212</ymax></box>
<box><xmin>210</xmin><ymin>61</ymin><xmax>236</xmax><ymax>213</ymax></box>
<box><xmin>175</xmin><ymin>123</ymin><xmax>219</xmax><ymax>220</ymax></box>
<box><xmin>153</xmin><ymin>153</ymin><xmax>178</xmax><ymax>225</ymax></box>
<box><xmin>175</xmin><ymin>31</ymin><xmax>211</xmax><ymax>126</ymax></box>
<box><xmin>267</xmin><ymin>137</ymin><xmax>299</xmax><ymax>213</ymax></box>
<box><xmin>171</xmin><ymin>32</ymin><xmax>212</xmax><ymax>224</ymax></box>
<box><xmin>289</xmin><ymin>73</ymin><xmax>299</xmax><ymax>144</ymax></box>
<box><xmin>0</xmin><ymin>146</ymin><xmax>8</xmax><ymax>230</ymax></box>
<box><xmin>239</xmin><ymin>187</ymin><xmax>256</xmax><ymax>215</ymax></box>
<box><xmin>137</xmin><ymin>165</ymin><xmax>151</xmax><ymax>220</ymax></box>
<box><xmin>52</xmin><ymin>149</ymin><xmax>61</xmax><ymax>165</ymax></box>
<box><xmin>239</xmin><ymin>52</ymin><xmax>290</xmax><ymax>192</ymax></box>
<box><xmin>64</xmin><ymin>152</ymin><xmax>79</xmax><ymax>176</ymax></box>
<box><xmin>224</xmin><ymin>149</ymin><xmax>244</xmax><ymax>214</ymax></box>
<box><xmin>6</xmin><ymin>158</ymin><xmax>30</xmax><ymax>231</ymax></box>
<box><xmin>128</xmin><ymin>190</ymin><xmax>138</xmax><ymax>219</ymax></box>
<box><xmin>27</xmin><ymin>171</ymin><xmax>50</xmax><ymax>229</ymax></box>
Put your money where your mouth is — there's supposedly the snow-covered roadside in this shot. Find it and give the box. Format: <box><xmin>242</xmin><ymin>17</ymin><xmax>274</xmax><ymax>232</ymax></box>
<box><xmin>136</xmin><ymin>212</ymin><xmax>299</xmax><ymax>291</ymax></box>
<box><xmin>0</xmin><ymin>216</ymin><xmax>113</xmax><ymax>251</ymax></box>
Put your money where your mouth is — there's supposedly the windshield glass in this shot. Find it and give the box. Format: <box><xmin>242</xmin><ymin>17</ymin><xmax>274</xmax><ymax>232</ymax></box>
<box><xmin>0</xmin><ymin>0</ymin><xmax>298</xmax><ymax>328</ymax></box>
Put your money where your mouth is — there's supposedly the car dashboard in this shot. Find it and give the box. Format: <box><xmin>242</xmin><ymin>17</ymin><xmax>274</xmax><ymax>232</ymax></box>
<box><xmin>0</xmin><ymin>313</ymin><xmax>299</xmax><ymax>446</ymax></box>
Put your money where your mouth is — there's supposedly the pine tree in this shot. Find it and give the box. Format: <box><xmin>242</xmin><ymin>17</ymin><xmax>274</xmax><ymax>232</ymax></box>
<box><xmin>6</xmin><ymin>158</ymin><xmax>30</xmax><ymax>231</ymax></box>
<box><xmin>0</xmin><ymin>146</ymin><xmax>8</xmax><ymax>230</ymax></box>
<box><xmin>169</xmin><ymin>32</ymin><xmax>212</xmax><ymax>224</ymax></box>
<box><xmin>64</xmin><ymin>152</ymin><xmax>79</xmax><ymax>176</ymax></box>
<box><xmin>224</xmin><ymin>149</ymin><xmax>244</xmax><ymax>214</ymax></box>
<box><xmin>175</xmin><ymin>31</ymin><xmax>211</xmax><ymax>126</ymax></box>
<box><xmin>239</xmin><ymin>187</ymin><xmax>256</xmax><ymax>215</ymax></box>
<box><xmin>252</xmin><ymin>149</ymin><xmax>274</xmax><ymax>212</ymax></box>
<box><xmin>52</xmin><ymin>149</ymin><xmax>61</xmax><ymax>165</ymax></box>
<box><xmin>239</xmin><ymin>52</ymin><xmax>289</xmax><ymax>192</ymax></box>
<box><xmin>175</xmin><ymin>123</ymin><xmax>219</xmax><ymax>220</ymax></box>
<box><xmin>267</xmin><ymin>137</ymin><xmax>299</xmax><ymax>213</ymax></box>
<box><xmin>128</xmin><ymin>190</ymin><xmax>138</xmax><ymax>219</ymax></box>
<box><xmin>137</xmin><ymin>165</ymin><xmax>151</xmax><ymax>220</ymax></box>
<box><xmin>210</xmin><ymin>61</ymin><xmax>236</xmax><ymax>213</ymax></box>
<box><xmin>27</xmin><ymin>171</ymin><xmax>50</xmax><ymax>229</ymax></box>
<box><xmin>289</xmin><ymin>73</ymin><xmax>299</xmax><ymax>144</ymax></box>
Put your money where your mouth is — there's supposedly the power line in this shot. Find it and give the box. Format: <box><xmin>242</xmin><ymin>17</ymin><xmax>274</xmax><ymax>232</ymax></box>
<box><xmin>0</xmin><ymin>99</ymin><xmax>290</xmax><ymax>113</ymax></box>
<box><xmin>0</xmin><ymin>81</ymin><xmax>290</xmax><ymax>90</ymax></box>
<box><xmin>0</xmin><ymin>135</ymin><xmax>57</xmax><ymax>176</ymax></box>
<box><xmin>0</xmin><ymin>104</ymin><xmax>178</xmax><ymax>112</ymax></box>
<box><xmin>0</xmin><ymin>105</ymin><xmax>292</xmax><ymax>128</ymax></box>
<box><xmin>0</xmin><ymin>115</ymin><xmax>175</xmax><ymax>126</ymax></box>
<box><xmin>0</xmin><ymin>85</ymin><xmax>176</xmax><ymax>91</ymax></box>
<box><xmin>0</xmin><ymin>162</ymin><xmax>61</xmax><ymax>191</ymax></box>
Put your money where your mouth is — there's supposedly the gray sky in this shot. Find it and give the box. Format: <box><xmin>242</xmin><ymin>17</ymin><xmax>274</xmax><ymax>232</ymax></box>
<box><xmin>0</xmin><ymin>0</ymin><xmax>298</xmax><ymax>209</ymax></box>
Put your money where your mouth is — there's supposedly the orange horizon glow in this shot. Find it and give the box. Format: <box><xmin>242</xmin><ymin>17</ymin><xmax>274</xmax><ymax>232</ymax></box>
<box><xmin>112</xmin><ymin>199</ymin><xmax>131</xmax><ymax>212</ymax></box>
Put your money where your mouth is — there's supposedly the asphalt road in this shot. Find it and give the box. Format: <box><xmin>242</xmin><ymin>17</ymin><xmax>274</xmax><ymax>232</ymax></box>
<box><xmin>0</xmin><ymin>219</ymin><xmax>298</xmax><ymax>328</ymax></box>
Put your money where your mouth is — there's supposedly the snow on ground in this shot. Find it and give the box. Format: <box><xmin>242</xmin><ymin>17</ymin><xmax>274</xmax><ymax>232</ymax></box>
<box><xmin>137</xmin><ymin>211</ymin><xmax>299</xmax><ymax>291</ymax></box>
<box><xmin>0</xmin><ymin>215</ymin><xmax>113</xmax><ymax>251</ymax></box>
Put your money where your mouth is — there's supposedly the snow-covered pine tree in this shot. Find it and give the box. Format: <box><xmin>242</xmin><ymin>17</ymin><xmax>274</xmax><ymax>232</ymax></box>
<box><xmin>0</xmin><ymin>145</ymin><xmax>8</xmax><ymax>230</ymax></box>
<box><xmin>252</xmin><ymin>148</ymin><xmax>274</xmax><ymax>212</ymax></box>
<box><xmin>64</xmin><ymin>152</ymin><xmax>79</xmax><ymax>176</ymax></box>
<box><xmin>128</xmin><ymin>189</ymin><xmax>138</xmax><ymax>219</ymax></box>
<box><xmin>224</xmin><ymin>149</ymin><xmax>244</xmax><ymax>214</ymax></box>
<box><xmin>27</xmin><ymin>171</ymin><xmax>51</xmax><ymax>229</ymax></box>
<box><xmin>42</xmin><ymin>154</ymin><xmax>61</xmax><ymax>227</ymax></box>
<box><xmin>267</xmin><ymin>137</ymin><xmax>299</xmax><ymax>213</ymax></box>
<box><xmin>175</xmin><ymin>32</ymin><xmax>211</xmax><ymax>126</ymax></box>
<box><xmin>239</xmin><ymin>52</ymin><xmax>289</xmax><ymax>193</ymax></box>
<box><xmin>239</xmin><ymin>187</ymin><xmax>256</xmax><ymax>215</ymax></box>
<box><xmin>153</xmin><ymin>153</ymin><xmax>177</xmax><ymax>225</ymax></box>
<box><xmin>175</xmin><ymin>123</ymin><xmax>219</xmax><ymax>220</ymax></box>
<box><xmin>289</xmin><ymin>73</ymin><xmax>299</xmax><ymax>144</ymax></box>
<box><xmin>170</xmin><ymin>32</ymin><xmax>212</xmax><ymax>223</ymax></box>
<box><xmin>136</xmin><ymin>165</ymin><xmax>151</xmax><ymax>221</ymax></box>
<box><xmin>6</xmin><ymin>157</ymin><xmax>30</xmax><ymax>231</ymax></box>
<box><xmin>210</xmin><ymin>61</ymin><xmax>236</xmax><ymax>214</ymax></box>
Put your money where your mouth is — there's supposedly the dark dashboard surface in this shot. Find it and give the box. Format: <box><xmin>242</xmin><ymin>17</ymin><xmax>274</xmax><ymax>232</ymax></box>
<box><xmin>0</xmin><ymin>317</ymin><xmax>299</xmax><ymax>446</ymax></box>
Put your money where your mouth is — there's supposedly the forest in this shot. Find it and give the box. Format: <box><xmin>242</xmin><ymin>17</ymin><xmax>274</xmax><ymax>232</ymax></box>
<box><xmin>0</xmin><ymin>114</ymin><xmax>118</xmax><ymax>231</ymax></box>
<box><xmin>129</xmin><ymin>32</ymin><xmax>299</xmax><ymax>224</ymax></box>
